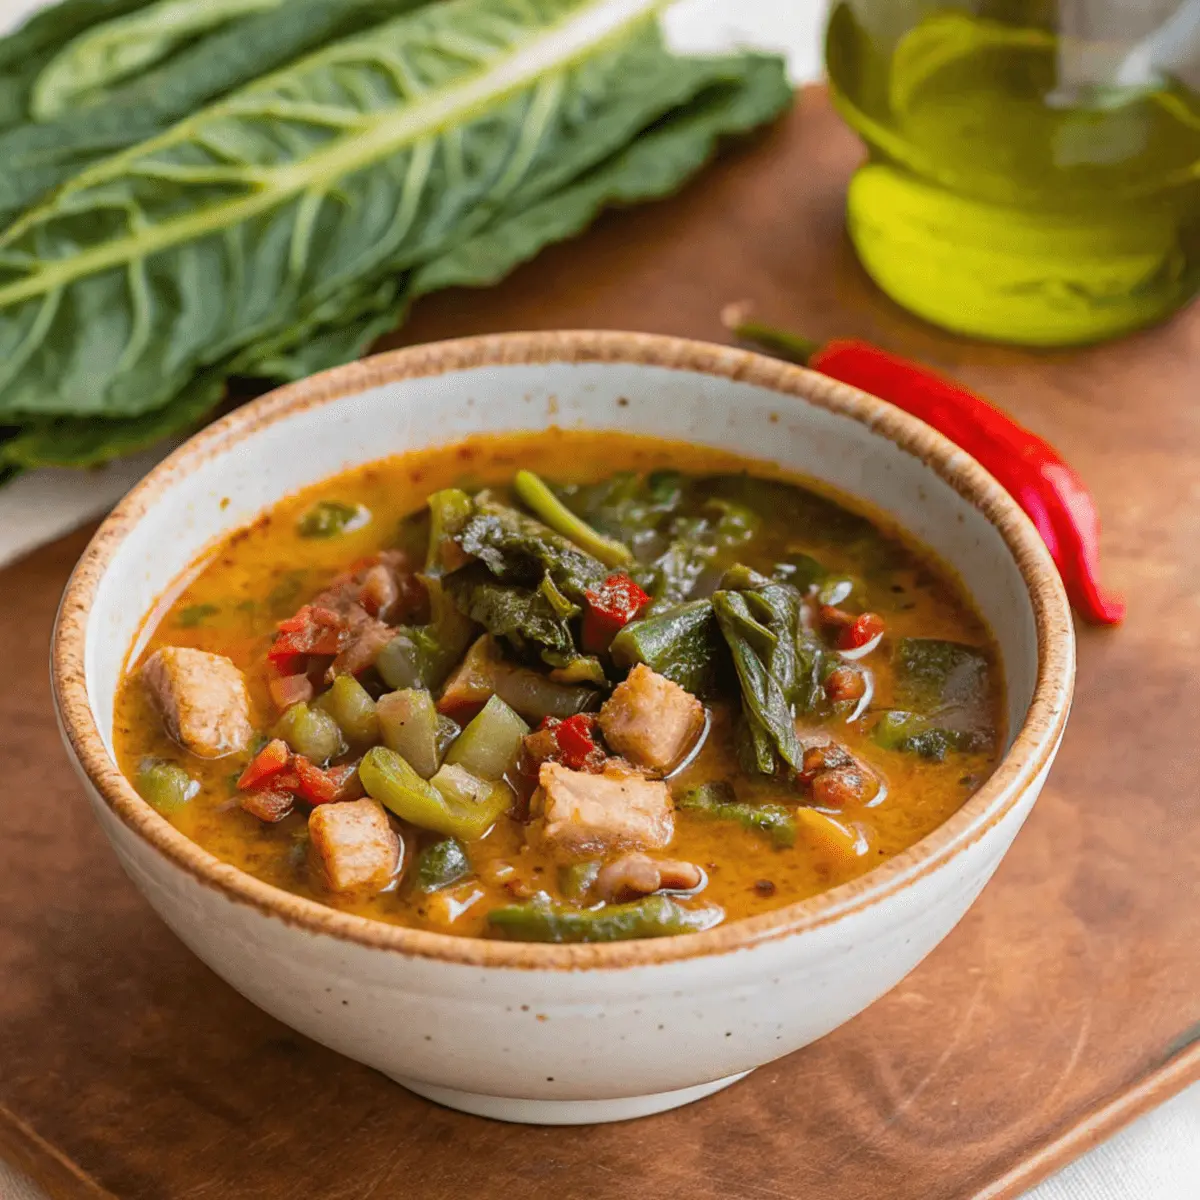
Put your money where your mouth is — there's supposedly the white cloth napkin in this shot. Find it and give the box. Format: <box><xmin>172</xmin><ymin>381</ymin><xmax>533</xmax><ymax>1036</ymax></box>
<box><xmin>0</xmin><ymin>1</ymin><xmax>1194</xmax><ymax>1196</ymax></box>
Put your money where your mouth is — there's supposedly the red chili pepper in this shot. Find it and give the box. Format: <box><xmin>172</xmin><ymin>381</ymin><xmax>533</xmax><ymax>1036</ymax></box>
<box><xmin>555</xmin><ymin>714</ymin><xmax>600</xmax><ymax>770</ymax></box>
<box><xmin>723</xmin><ymin>306</ymin><xmax>1124</xmax><ymax>626</ymax></box>
<box><xmin>838</xmin><ymin>612</ymin><xmax>885</xmax><ymax>651</ymax></box>
<box><xmin>267</xmin><ymin>604</ymin><xmax>346</xmax><ymax>666</ymax></box>
<box><xmin>291</xmin><ymin>757</ymin><xmax>360</xmax><ymax>805</ymax></box>
<box><xmin>582</xmin><ymin>573</ymin><xmax>651</xmax><ymax>653</ymax></box>
<box><xmin>538</xmin><ymin>714</ymin><xmax>606</xmax><ymax>772</ymax></box>
<box><xmin>237</xmin><ymin>738</ymin><xmax>292</xmax><ymax>791</ymax></box>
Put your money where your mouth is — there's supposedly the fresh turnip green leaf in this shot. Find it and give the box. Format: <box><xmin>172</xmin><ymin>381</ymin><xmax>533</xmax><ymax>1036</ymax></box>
<box><xmin>0</xmin><ymin>0</ymin><xmax>156</xmax><ymax>131</ymax></box>
<box><xmin>0</xmin><ymin>0</ymin><xmax>791</xmax><ymax>474</ymax></box>
<box><xmin>31</xmin><ymin>0</ymin><xmax>287</xmax><ymax>120</ymax></box>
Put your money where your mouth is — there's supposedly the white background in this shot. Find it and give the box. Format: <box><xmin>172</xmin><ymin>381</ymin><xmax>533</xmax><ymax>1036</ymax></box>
<box><xmin>0</xmin><ymin>1</ymin><xmax>1196</xmax><ymax>1196</ymax></box>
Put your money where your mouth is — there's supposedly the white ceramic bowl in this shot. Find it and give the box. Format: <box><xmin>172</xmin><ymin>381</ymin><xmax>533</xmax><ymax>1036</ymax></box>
<box><xmin>52</xmin><ymin>332</ymin><xmax>1074</xmax><ymax>1125</ymax></box>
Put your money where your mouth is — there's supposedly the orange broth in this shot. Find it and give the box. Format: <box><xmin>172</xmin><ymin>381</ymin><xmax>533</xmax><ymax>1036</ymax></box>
<box><xmin>113</xmin><ymin>430</ymin><xmax>1004</xmax><ymax>937</ymax></box>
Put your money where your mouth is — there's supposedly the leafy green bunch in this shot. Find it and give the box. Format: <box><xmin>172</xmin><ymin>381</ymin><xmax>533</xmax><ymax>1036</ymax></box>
<box><xmin>0</xmin><ymin>0</ymin><xmax>791</xmax><ymax>476</ymax></box>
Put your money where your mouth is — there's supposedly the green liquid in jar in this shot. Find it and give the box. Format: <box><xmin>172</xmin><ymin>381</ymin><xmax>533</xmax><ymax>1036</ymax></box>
<box><xmin>826</xmin><ymin>4</ymin><xmax>1200</xmax><ymax>345</ymax></box>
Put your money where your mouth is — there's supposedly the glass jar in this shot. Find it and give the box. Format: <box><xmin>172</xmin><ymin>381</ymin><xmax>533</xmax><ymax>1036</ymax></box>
<box><xmin>826</xmin><ymin>0</ymin><xmax>1200</xmax><ymax>345</ymax></box>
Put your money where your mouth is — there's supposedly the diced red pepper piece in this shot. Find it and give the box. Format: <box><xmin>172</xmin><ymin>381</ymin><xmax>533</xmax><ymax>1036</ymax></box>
<box><xmin>531</xmin><ymin>715</ymin><xmax>607</xmax><ymax>773</ymax></box>
<box><xmin>555</xmin><ymin>713</ymin><xmax>595</xmax><ymax>763</ymax></box>
<box><xmin>292</xmin><ymin>757</ymin><xmax>362</xmax><ymax>806</ymax></box>
<box><xmin>554</xmin><ymin>713</ymin><xmax>607</xmax><ymax>773</ymax></box>
<box><xmin>582</xmin><ymin>573</ymin><xmax>651</xmax><ymax>654</ymax></box>
<box><xmin>267</xmin><ymin>605</ymin><xmax>346</xmax><ymax>666</ymax></box>
<box><xmin>237</xmin><ymin>738</ymin><xmax>292</xmax><ymax>791</ymax></box>
<box><xmin>838</xmin><ymin>612</ymin><xmax>885</xmax><ymax>651</ymax></box>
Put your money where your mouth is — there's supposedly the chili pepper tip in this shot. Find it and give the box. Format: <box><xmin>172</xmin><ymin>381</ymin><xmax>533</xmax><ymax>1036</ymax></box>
<box><xmin>719</xmin><ymin>305</ymin><xmax>1127</xmax><ymax>630</ymax></box>
<box><xmin>1072</xmin><ymin>578</ymin><xmax>1126</xmax><ymax>627</ymax></box>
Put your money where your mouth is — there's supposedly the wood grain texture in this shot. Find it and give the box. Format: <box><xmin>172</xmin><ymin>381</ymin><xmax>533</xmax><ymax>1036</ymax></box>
<box><xmin>3</xmin><ymin>88</ymin><xmax>1199</xmax><ymax>1200</ymax></box>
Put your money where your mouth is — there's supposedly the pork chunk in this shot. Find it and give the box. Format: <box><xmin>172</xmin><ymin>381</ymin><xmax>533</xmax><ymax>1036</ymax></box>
<box><xmin>142</xmin><ymin>647</ymin><xmax>254</xmax><ymax>758</ymax></box>
<box><xmin>534</xmin><ymin>761</ymin><xmax>673</xmax><ymax>859</ymax></box>
<box><xmin>308</xmin><ymin>799</ymin><xmax>401</xmax><ymax>894</ymax></box>
<box><xmin>598</xmin><ymin>664</ymin><xmax>704</xmax><ymax>773</ymax></box>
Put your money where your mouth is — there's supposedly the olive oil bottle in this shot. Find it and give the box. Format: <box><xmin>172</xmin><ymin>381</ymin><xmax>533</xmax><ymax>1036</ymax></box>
<box><xmin>826</xmin><ymin>1</ymin><xmax>1200</xmax><ymax>345</ymax></box>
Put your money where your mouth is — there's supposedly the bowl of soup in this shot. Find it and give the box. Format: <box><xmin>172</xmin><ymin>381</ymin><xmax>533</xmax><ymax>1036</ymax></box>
<box><xmin>52</xmin><ymin>331</ymin><xmax>1074</xmax><ymax>1125</ymax></box>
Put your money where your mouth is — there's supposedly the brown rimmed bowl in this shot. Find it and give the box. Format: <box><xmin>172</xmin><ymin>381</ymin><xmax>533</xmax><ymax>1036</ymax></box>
<box><xmin>51</xmin><ymin>331</ymin><xmax>1074</xmax><ymax>1124</ymax></box>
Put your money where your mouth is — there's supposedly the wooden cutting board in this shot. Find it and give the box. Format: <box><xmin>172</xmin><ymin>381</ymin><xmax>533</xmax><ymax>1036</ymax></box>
<box><xmin>3</xmin><ymin>88</ymin><xmax>1198</xmax><ymax>1200</ymax></box>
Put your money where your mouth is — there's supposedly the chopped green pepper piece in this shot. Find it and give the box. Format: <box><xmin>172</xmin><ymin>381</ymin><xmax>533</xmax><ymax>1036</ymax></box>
<box><xmin>135</xmin><ymin>758</ymin><xmax>198</xmax><ymax>815</ymax></box>
<box><xmin>894</xmin><ymin>638</ymin><xmax>991</xmax><ymax>711</ymax></box>
<box><xmin>377</xmin><ymin>578</ymin><xmax>477</xmax><ymax>692</ymax></box>
<box><xmin>444</xmin><ymin>694</ymin><xmax>529</xmax><ymax>781</ymax></box>
<box><xmin>377</xmin><ymin>688</ymin><xmax>443</xmax><ymax>779</ymax></box>
<box><xmin>271</xmin><ymin>702</ymin><xmax>346</xmax><ymax>764</ymax></box>
<box><xmin>678</xmin><ymin>781</ymin><xmax>796</xmax><ymax>849</ymax></box>
<box><xmin>417</xmin><ymin>838</ymin><xmax>471</xmax><ymax>893</ymax></box>
<box><xmin>874</xmin><ymin>639</ymin><xmax>995</xmax><ymax>761</ymax></box>
<box><xmin>436</xmin><ymin>714</ymin><xmax>461</xmax><ymax>759</ymax></box>
<box><xmin>547</xmin><ymin>656</ymin><xmax>608</xmax><ymax>686</ymax></box>
<box><xmin>429</xmin><ymin>764</ymin><xmax>513</xmax><ymax>838</ymax></box>
<box><xmin>513</xmin><ymin>470</ymin><xmax>633</xmax><ymax>568</ymax></box>
<box><xmin>610</xmin><ymin>599</ymin><xmax>724</xmax><ymax>697</ymax></box>
<box><xmin>297</xmin><ymin>500</ymin><xmax>369</xmax><ymax>539</ymax></box>
<box><xmin>314</xmin><ymin>675</ymin><xmax>379</xmax><ymax>746</ymax></box>
<box><xmin>488</xmin><ymin>895</ymin><xmax>724</xmax><ymax>943</ymax></box>
<box><xmin>872</xmin><ymin>711</ymin><xmax>990</xmax><ymax>761</ymax></box>
<box><xmin>360</xmin><ymin>748</ymin><xmax>510</xmax><ymax>840</ymax></box>
<box><xmin>438</xmin><ymin>635</ymin><xmax>600</xmax><ymax>723</ymax></box>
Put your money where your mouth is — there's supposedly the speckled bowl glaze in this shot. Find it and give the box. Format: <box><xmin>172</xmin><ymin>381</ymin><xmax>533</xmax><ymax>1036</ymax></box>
<box><xmin>52</xmin><ymin>332</ymin><xmax>1074</xmax><ymax>1125</ymax></box>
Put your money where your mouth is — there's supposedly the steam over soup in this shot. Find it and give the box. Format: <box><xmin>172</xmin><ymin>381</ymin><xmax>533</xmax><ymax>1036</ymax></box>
<box><xmin>114</xmin><ymin>431</ymin><xmax>1004</xmax><ymax>942</ymax></box>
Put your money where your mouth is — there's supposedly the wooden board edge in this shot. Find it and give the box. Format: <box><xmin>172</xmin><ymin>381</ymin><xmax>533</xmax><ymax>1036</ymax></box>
<box><xmin>975</xmin><ymin>1040</ymin><xmax>1200</xmax><ymax>1198</ymax></box>
<box><xmin>0</xmin><ymin>1105</ymin><xmax>117</xmax><ymax>1200</ymax></box>
<box><xmin>3</xmin><ymin>1044</ymin><xmax>1196</xmax><ymax>1200</ymax></box>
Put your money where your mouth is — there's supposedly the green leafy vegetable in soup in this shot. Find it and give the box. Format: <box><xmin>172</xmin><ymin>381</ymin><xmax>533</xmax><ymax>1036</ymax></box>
<box><xmin>114</xmin><ymin>431</ymin><xmax>1004</xmax><ymax>941</ymax></box>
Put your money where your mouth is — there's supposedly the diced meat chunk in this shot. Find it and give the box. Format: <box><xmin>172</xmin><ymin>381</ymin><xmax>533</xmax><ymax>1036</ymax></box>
<box><xmin>142</xmin><ymin>647</ymin><xmax>254</xmax><ymax>758</ymax></box>
<box><xmin>534</xmin><ymin>761</ymin><xmax>674</xmax><ymax>859</ymax></box>
<box><xmin>326</xmin><ymin>616</ymin><xmax>394</xmax><ymax>681</ymax></box>
<box><xmin>795</xmin><ymin>733</ymin><xmax>881</xmax><ymax>808</ymax></box>
<box><xmin>358</xmin><ymin>563</ymin><xmax>399</xmax><ymax>619</ymax></box>
<box><xmin>308</xmin><ymin>799</ymin><xmax>400</xmax><ymax>894</ymax></box>
<box><xmin>598</xmin><ymin>664</ymin><xmax>704</xmax><ymax>773</ymax></box>
<box><xmin>594</xmin><ymin>853</ymin><xmax>703</xmax><ymax>903</ymax></box>
<box><xmin>521</xmin><ymin>726</ymin><xmax>560</xmax><ymax>768</ymax></box>
<box><xmin>312</xmin><ymin>550</ymin><xmax>421</xmax><ymax>625</ymax></box>
<box><xmin>240</xmin><ymin>788</ymin><xmax>294</xmax><ymax>824</ymax></box>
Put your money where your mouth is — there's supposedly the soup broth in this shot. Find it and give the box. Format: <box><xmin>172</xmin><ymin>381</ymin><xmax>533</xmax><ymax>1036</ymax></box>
<box><xmin>114</xmin><ymin>430</ymin><xmax>1004</xmax><ymax>941</ymax></box>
